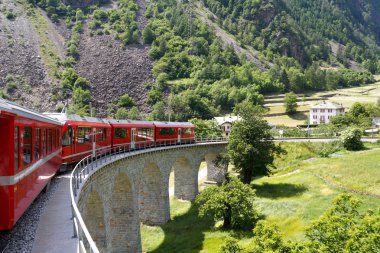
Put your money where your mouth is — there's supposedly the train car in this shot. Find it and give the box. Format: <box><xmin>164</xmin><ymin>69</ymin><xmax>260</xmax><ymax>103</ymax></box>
<box><xmin>44</xmin><ymin>113</ymin><xmax>111</xmax><ymax>170</ymax></box>
<box><xmin>0</xmin><ymin>99</ymin><xmax>62</xmax><ymax>230</ymax></box>
<box><xmin>153</xmin><ymin>121</ymin><xmax>195</xmax><ymax>145</ymax></box>
<box><xmin>108</xmin><ymin>119</ymin><xmax>155</xmax><ymax>150</ymax></box>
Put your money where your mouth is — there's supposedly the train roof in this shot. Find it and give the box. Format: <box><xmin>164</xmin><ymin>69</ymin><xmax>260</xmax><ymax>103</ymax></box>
<box><xmin>0</xmin><ymin>99</ymin><xmax>62</xmax><ymax>125</ymax></box>
<box><xmin>43</xmin><ymin>113</ymin><xmax>109</xmax><ymax>124</ymax></box>
<box><xmin>107</xmin><ymin>119</ymin><xmax>155</xmax><ymax>126</ymax></box>
<box><xmin>153</xmin><ymin>121</ymin><xmax>194</xmax><ymax>127</ymax></box>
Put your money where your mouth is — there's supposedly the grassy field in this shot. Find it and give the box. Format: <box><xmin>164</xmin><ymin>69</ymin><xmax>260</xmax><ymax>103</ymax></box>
<box><xmin>264</xmin><ymin>77</ymin><xmax>380</xmax><ymax>126</ymax></box>
<box><xmin>141</xmin><ymin>144</ymin><xmax>380</xmax><ymax>252</ymax></box>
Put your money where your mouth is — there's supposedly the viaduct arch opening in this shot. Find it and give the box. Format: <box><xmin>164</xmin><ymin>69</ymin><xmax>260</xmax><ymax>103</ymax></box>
<box><xmin>139</xmin><ymin>162</ymin><xmax>168</xmax><ymax>225</ymax></box>
<box><xmin>108</xmin><ymin>172</ymin><xmax>140</xmax><ymax>252</ymax></box>
<box><xmin>83</xmin><ymin>191</ymin><xmax>106</xmax><ymax>252</ymax></box>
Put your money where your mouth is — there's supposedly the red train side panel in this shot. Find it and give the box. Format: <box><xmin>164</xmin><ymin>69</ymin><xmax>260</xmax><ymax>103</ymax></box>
<box><xmin>44</xmin><ymin>113</ymin><xmax>112</xmax><ymax>167</ymax></box>
<box><xmin>154</xmin><ymin>122</ymin><xmax>195</xmax><ymax>144</ymax></box>
<box><xmin>108</xmin><ymin>119</ymin><xmax>155</xmax><ymax>149</ymax></box>
<box><xmin>0</xmin><ymin>100</ymin><xmax>62</xmax><ymax>230</ymax></box>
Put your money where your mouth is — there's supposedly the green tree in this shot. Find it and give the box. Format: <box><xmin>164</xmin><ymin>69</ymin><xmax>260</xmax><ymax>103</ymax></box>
<box><xmin>284</xmin><ymin>92</ymin><xmax>298</xmax><ymax>115</ymax></box>
<box><xmin>195</xmin><ymin>176</ymin><xmax>258</xmax><ymax>229</ymax></box>
<box><xmin>115</xmin><ymin>107</ymin><xmax>128</xmax><ymax>120</ymax></box>
<box><xmin>189</xmin><ymin>118</ymin><xmax>222</xmax><ymax>137</ymax></box>
<box><xmin>306</xmin><ymin>194</ymin><xmax>361</xmax><ymax>253</ymax></box>
<box><xmin>149</xmin><ymin>101</ymin><xmax>167</xmax><ymax>121</ymax></box>
<box><xmin>227</xmin><ymin>105</ymin><xmax>284</xmax><ymax>184</ymax></box>
<box><xmin>340</xmin><ymin>127</ymin><xmax>363</xmax><ymax>151</ymax></box>
<box><xmin>118</xmin><ymin>94</ymin><xmax>135</xmax><ymax>108</ymax></box>
<box><xmin>126</xmin><ymin>106</ymin><xmax>141</xmax><ymax>120</ymax></box>
<box><xmin>142</xmin><ymin>26</ymin><xmax>155</xmax><ymax>44</ymax></box>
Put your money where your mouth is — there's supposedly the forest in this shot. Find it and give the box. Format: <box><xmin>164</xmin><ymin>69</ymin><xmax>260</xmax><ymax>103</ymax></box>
<box><xmin>17</xmin><ymin>0</ymin><xmax>380</xmax><ymax>121</ymax></box>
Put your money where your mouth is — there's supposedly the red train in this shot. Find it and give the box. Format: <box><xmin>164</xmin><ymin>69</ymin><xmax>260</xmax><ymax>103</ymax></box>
<box><xmin>0</xmin><ymin>100</ymin><xmax>62</xmax><ymax>230</ymax></box>
<box><xmin>0</xmin><ymin>101</ymin><xmax>195</xmax><ymax>230</ymax></box>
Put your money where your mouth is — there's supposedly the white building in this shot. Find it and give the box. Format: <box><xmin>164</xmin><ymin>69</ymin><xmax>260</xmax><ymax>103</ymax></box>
<box><xmin>214</xmin><ymin>116</ymin><xmax>241</xmax><ymax>136</ymax></box>
<box><xmin>373</xmin><ymin>117</ymin><xmax>380</xmax><ymax>128</ymax></box>
<box><xmin>309</xmin><ymin>101</ymin><xmax>345</xmax><ymax>124</ymax></box>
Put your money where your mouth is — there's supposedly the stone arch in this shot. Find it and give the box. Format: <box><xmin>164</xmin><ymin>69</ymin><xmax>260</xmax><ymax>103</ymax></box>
<box><xmin>108</xmin><ymin>172</ymin><xmax>140</xmax><ymax>252</ymax></box>
<box><xmin>83</xmin><ymin>190</ymin><xmax>106</xmax><ymax>252</ymax></box>
<box><xmin>139</xmin><ymin>162</ymin><xmax>169</xmax><ymax>225</ymax></box>
<box><xmin>205</xmin><ymin>152</ymin><xmax>227</xmax><ymax>183</ymax></box>
<box><xmin>172</xmin><ymin>157</ymin><xmax>198</xmax><ymax>200</ymax></box>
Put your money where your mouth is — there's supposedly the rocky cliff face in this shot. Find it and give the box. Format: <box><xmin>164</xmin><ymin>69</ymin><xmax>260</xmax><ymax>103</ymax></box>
<box><xmin>0</xmin><ymin>0</ymin><xmax>154</xmax><ymax>115</ymax></box>
<box><xmin>75</xmin><ymin>25</ymin><xmax>154</xmax><ymax>117</ymax></box>
<box><xmin>0</xmin><ymin>0</ymin><xmax>67</xmax><ymax>112</ymax></box>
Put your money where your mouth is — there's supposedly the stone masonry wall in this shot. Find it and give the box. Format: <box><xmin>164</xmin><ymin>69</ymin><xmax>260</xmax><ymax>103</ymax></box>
<box><xmin>77</xmin><ymin>143</ymin><xmax>227</xmax><ymax>253</ymax></box>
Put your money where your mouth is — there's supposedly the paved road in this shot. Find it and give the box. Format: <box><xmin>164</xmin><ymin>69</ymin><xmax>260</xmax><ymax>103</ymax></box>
<box><xmin>32</xmin><ymin>174</ymin><xmax>77</xmax><ymax>253</ymax></box>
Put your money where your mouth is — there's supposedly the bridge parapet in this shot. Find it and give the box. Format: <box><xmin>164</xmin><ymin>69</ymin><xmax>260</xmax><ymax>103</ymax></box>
<box><xmin>70</xmin><ymin>138</ymin><xmax>227</xmax><ymax>253</ymax></box>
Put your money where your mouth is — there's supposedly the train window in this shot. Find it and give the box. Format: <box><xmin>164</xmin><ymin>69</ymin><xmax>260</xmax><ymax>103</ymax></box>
<box><xmin>159</xmin><ymin>128</ymin><xmax>175</xmax><ymax>136</ymax></box>
<box><xmin>115</xmin><ymin>128</ymin><xmax>127</xmax><ymax>139</ymax></box>
<box><xmin>138</xmin><ymin>128</ymin><xmax>153</xmax><ymax>137</ymax></box>
<box><xmin>183</xmin><ymin>128</ymin><xmax>192</xmax><ymax>135</ymax></box>
<box><xmin>48</xmin><ymin>129</ymin><xmax>52</xmax><ymax>153</ymax></box>
<box><xmin>57</xmin><ymin>129</ymin><xmax>62</xmax><ymax>148</ymax></box>
<box><xmin>43</xmin><ymin>129</ymin><xmax>46</xmax><ymax>156</ymax></box>
<box><xmin>34</xmin><ymin>128</ymin><xmax>40</xmax><ymax>160</ymax></box>
<box><xmin>98</xmin><ymin>128</ymin><xmax>106</xmax><ymax>142</ymax></box>
<box><xmin>52</xmin><ymin>129</ymin><xmax>56</xmax><ymax>149</ymax></box>
<box><xmin>14</xmin><ymin>127</ymin><xmax>19</xmax><ymax>172</ymax></box>
<box><xmin>78</xmin><ymin>127</ymin><xmax>91</xmax><ymax>144</ymax></box>
<box><xmin>62</xmin><ymin>127</ymin><xmax>72</xmax><ymax>147</ymax></box>
<box><xmin>23</xmin><ymin>127</ymin><xmax>32</xmax><ymax>166</ymax></box>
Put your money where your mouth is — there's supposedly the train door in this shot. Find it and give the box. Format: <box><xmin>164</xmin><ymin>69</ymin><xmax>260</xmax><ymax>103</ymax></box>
<box><xmin>0</xmin><ymin>116</ymin><xmax>12</xmax><ymax>174</ymax></box>
<box><xmin>92</xmin><ymin>128</ymin><xmax>96</xmax><ymax>158</ymax></box>
<box><xmin>131</xmin><ymin>128</ymin><xmax>136</xmax><ymax>149</ymax></box>
<box><xmin>178</xmin><ymin>128</ymin><xmax>181</xmax><ymax>143</ymax></box>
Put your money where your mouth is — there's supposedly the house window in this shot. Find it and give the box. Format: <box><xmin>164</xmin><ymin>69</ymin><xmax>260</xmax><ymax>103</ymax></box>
<box><xmin>320</xmin><ymin>109</ymin><xmax>325</xmax><ymax>113</ymax></box>
<box><xmin>313</xmin><ymin>109</ymin><xmax>317</xmax><ymax>113</ymax></box>
<box><xmin>313</xmin><ymin>115</ymin><xmax>317</xmax><ymax>119</ymax></box>
<box><xmin>328</xmin><ymin>109</ymin><xmax>333</xmax><ymax>113</ymax></box>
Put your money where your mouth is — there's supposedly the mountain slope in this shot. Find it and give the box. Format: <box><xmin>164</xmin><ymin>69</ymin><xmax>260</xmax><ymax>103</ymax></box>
<box><xmin>200</xmin><ymin>0</ymin><xmax>380</xmax><ymax>67</ymax></box>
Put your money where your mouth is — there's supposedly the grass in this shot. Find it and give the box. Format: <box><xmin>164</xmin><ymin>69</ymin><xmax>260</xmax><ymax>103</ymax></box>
<box><xmin>264</xmin><ymin>80</ymin><xmax>380</xmax><ymax>126</ymax></box>
<box><xmin>141</xmin><ymin>145</ymin><xmax>380</xmax><ymax>252</ymax></box>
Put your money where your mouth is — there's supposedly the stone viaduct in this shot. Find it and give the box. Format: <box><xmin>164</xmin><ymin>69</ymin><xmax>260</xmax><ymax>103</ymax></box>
<box><xmin>74</xmin><ymin>142</ymin><xmax>227</xmax><ymax>253</ymax></box>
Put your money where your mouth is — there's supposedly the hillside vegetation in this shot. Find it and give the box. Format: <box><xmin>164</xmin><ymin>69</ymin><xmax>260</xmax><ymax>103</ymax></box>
<box><xmin>1</xmin><ymin>0</ymin><xmax>380</xmax><ymax>120</ymax></box>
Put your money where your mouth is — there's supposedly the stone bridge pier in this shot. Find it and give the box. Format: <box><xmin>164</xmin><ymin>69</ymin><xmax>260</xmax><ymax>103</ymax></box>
<box><xmin>76</xmin><ymin>143</ymin><xmax>227</xmax><ymax>253</ymax></box>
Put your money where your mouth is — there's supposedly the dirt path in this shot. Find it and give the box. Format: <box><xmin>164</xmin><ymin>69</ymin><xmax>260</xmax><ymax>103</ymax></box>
<box><xmin>194</xmin><ymin>2</ymin><xmax>269</xmax><ymax>71</ymax></box>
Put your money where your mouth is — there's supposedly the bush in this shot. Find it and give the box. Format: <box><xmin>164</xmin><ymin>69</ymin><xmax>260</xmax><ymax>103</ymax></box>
<box><xmin>220</xmin><ymin>238</ymin><xmax>241</xmax><ymax>253</ymax></box>
<box><xmin>5</xmin><ymin>11</ymin><xmax>16</xmax><ymax>20</ymax></box>
<box><xmin>340</xmin><ymin>127</ymin><xmax>363</xmax><ymax>151</ymax></box>
<box><xmin>305</xmin><ymin>141</ymin><xmax>344</xmax><ymax>157</ymax></box>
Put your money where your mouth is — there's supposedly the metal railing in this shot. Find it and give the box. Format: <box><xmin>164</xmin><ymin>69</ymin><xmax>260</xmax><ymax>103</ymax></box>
<box><xmin>70</xmin><ymin>136</ymin><xmax>227</xmax><ymax>253</ymax></box>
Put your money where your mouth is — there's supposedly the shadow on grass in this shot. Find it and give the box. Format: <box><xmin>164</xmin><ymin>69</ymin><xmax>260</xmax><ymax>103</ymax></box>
<box><xmin>252</xmin><ymin>183</ymin><xmax>308</xmax><ymax>199</ymax></box>
<box><xmin>289</xmin><ymin>112</ymin><xmax>308</xmax><ymax>121</ymax></box>
<box><xmin>150</xmin><ymin>203</ymin><xmax>214</xmax><ymax>253</ymax></box>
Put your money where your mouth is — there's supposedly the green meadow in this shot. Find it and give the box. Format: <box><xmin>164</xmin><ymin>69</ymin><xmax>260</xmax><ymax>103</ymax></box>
<box><xmin>141</xmin><ymin>142</ymin><xmax>380</xmax><ymax>252</ymax></box>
